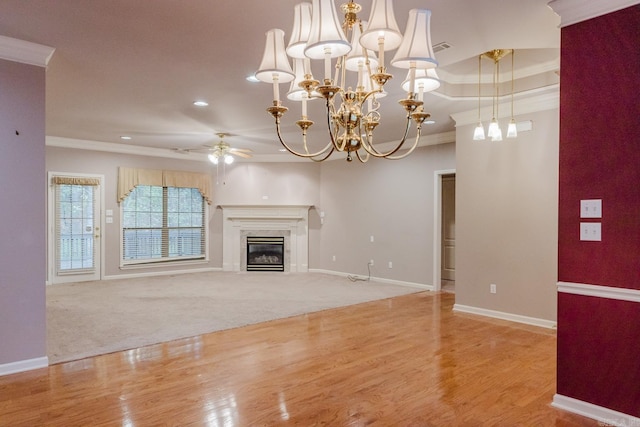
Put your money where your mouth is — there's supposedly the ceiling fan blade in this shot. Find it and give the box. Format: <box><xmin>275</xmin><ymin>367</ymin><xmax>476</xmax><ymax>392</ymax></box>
<box><xmin>233</xmin><ymin>151</ymin><xmax>253</xmax><ymax>159</ymax></box>
<box><xmin>230</xmin><ymin>148</ymin><xmax>253</xmax><ymax>153</ymax></box>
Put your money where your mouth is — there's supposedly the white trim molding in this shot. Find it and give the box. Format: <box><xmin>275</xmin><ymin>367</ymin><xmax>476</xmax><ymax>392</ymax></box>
<box><xmin>0</xmin><ymin>35</ymin><xmax>55</xmax><ymax>67</ymax></box>
<box><xmin>553</xmin><ymin>394</ymin><xmax>640</xmax><ymax>426</ymax></box>
<box><xmin>548</xmin><ymin>0</ymin><xmax>640</xmax><ymax>28</ymax></box>
<box><xmin>453</xmin><ymin>304</ymin><xmax>557</xmax><ymax>329</ymax></box>
<box><xmin>557</xmin><ymin>281</ymin><xmax>640</xmax><ymax>303</ymax></box>
<box><xmin>0</xmin><ymin>356</ymin><xmax>49</xmax><ymax>376</ymax></box>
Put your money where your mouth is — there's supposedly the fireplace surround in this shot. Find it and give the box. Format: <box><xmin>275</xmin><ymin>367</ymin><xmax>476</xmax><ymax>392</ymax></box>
<box><xmin>220</xmin><ymin>205</ymin><xmax>311</xmax><ymax>272</ymax></box>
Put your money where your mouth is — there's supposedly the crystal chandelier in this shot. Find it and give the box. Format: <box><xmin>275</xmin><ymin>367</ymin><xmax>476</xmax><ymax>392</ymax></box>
<box><xmin>473</xmin><ymin>49</ymin><xmax>517</xmax><ymax>141</ymax></box>
<box><xmin>255</xmin><ymin>0</ymin><xmax>439</xmax><ymax>162</ymax></box>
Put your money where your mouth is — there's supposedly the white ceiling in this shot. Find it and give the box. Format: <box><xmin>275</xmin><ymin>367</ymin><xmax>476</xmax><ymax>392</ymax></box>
<box><xmin>0</xmin><ymin>0</ymin><xmax>560</xmax><ymax>161</ymax></box>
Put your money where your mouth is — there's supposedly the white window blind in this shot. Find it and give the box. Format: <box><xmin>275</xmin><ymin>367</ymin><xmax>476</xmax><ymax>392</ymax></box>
<box><xmin>122</xmin><ymin>185</ymin><xmax>206</xmax><ymax>265</ymax></box>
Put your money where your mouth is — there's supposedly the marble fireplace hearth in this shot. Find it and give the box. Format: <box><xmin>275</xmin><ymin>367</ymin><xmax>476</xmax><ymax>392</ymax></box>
<box><xmin>220</xmin><ymin>205</ymin><xmax>311</xmax><ymax>272</ymax></box>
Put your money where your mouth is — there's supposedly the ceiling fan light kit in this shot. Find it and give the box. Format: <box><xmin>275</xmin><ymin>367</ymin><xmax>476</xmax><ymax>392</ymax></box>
<box><xmin>172</xmin><ymin>133</ymin><xmax>252</xmax><ymax>164</ymax></box>
<box><xmin>256</xmin><ymin>0</ymin><xmax>439</xmax><ymax>162</ymax></box>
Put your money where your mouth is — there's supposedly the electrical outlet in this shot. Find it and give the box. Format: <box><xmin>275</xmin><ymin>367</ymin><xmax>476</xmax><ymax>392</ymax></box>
<box><xmin>369</xmin><ymin>259</ymin><xmax>374</xmax><ymax>266</ymax></box>
<box><xmin>370</xmin><ymin>235</ymin><xmax>374</xmax><ymax>243</ymax></box>
<box><xmin>490</xmin><ymin>284</ymin><xmax>497</xmax><ymax>294</ymax></box>
<box><xmin>332</xmin><ymin>255</ymin><xmax>336</xmax><ymax>262</ymax></box>
<box><xmin>388</xmin><ymin>261</ymin><xmax>393</xmax><ymax>269</ymax></box>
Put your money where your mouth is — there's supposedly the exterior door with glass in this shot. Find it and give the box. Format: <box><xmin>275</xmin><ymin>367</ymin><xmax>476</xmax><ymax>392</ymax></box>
<box><xmin>49</xmin><ymin>174</ymin><xmax>102</xmax><ymax>284</ymax></box>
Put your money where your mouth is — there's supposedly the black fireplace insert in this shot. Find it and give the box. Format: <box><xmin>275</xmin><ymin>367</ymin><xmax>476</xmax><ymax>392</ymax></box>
<box><xmin>246</xmin><ymin>236</ymin><xmax>285</xmax><ymax>271</ymax></box>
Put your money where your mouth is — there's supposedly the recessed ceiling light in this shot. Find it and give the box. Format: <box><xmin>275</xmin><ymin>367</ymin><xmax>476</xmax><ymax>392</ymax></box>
<box><xmin>120</xmin><ymin>136</ymin><xmax>132</xmax><ymax>140</ymax></box>
<box><xmin>278</xmin><ymin>148</ymin><xmax>287</xmax><ymax>152</ymax></box>
<box><xmin>246</xmin><ymin>75</ymin><xmax>260</xmax><ymax>83</ymax></box>
<box><xmin>193</xmin><ymin>100</ymin><xmax>209</xmax><ymax>107</ymax></box>
<box><xmin>425</xmin><ymin>120</ymin><xmax>436</xmax><ymax>125</ymax></box>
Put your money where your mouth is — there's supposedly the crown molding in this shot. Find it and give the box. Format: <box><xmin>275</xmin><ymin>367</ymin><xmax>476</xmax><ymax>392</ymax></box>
<box><xmin>0</xmin><ymin>36</ymin><xmax>55</xmax><ymax>67</ymax></box>
<box><xmin>46</xmin><ymin>136</ymin><xmax>210</xmax><ymax>161</ymax></box>
<box><xmin>47</xmin><ymin>131</ymin><xmax>457</xmax><ymax>163</ymax></box>
<box><xmin>46</xmin><ymin>136</ymin><xmax>323</xmax><ymax>163</ymax></box>
<box><xmin>548</xmin><ymin>0</ymin><xmax>640</xmax><ymax>27</ymax></box>
<box><xmin>450</xmin><ymin>89</ymin><xmax>559</xmax><ymax>127</ymax></box>
<box><xmin>438</xmin><ymin>58</ymin><xmax>560</xmax><ymax>86</ymax></box>
<box><xmin>422</xmin><ymin>130</ymin><xmax>456</xmax><ymax>146</ymax></box>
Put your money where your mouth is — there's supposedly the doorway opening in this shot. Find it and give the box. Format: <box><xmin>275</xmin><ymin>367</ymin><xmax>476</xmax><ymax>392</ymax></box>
<box><xmin>434</xmin><ymin>170</ymin><xmax>456</xmax><ymax>293</ymax></box>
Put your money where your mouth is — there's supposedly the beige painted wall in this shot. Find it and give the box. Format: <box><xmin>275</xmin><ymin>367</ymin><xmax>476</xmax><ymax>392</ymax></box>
<box><xmin>210</xmin><ymin>161</ymin><xmax>323</xmax><ymax>267</ymax></box>
<box><xmin>317</xmin><ymin>143</ymin><xmax>456</xmax><ymax>285</ymax></box>
<box><xmin>455</xmin><ymin>108</ymin><xmax>559</xmax><ymax>321</ymax></box>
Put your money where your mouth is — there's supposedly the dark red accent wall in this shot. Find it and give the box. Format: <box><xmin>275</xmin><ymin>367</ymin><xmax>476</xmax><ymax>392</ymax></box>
<box><xmin>557</xmin><ymin>6</ymin><xmax>640</xmax><ymax>418</ymax></box>
<box><xmin>557</xmin><ymin>293</ymin><xmax>640</xmax><ymax>415</ymax></box>
<box><xmin>558</xmin><ymin>6</ymin><xmax>640</xmax><ymax>288</ymax></box>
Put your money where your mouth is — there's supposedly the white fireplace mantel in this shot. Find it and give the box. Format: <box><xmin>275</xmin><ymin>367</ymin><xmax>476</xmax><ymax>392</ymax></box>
<box><xmin>219</xmin><ymin>205</ymin><xmax>312</xmax><ymax>272</ymax></box>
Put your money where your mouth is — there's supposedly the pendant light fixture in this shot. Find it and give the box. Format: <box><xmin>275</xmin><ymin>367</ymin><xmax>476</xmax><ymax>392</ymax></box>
<box><xmin>473</xmin><ymin>54</ymin><xmax>485</xmax><ymax>140</ymax></box>
<box><xmin>473</xmin><ymin>49</ymin><xmax>517</xmax><ymax>141</ymax></box>
<box><xmin>506</xmin><ymin>50</ymin><xmax>518</xmax><ymax>138</ymax></box>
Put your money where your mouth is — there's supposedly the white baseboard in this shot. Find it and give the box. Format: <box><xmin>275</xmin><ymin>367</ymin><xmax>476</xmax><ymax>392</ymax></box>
<box><xmin>0</xmin><ymin>356</ymin><xmax>48</xmax><ymax>376</ymax></box>
<box><xmin>104</xmin><ymin>266</ymin><xmax>221</xmax><ymax>281</ymax></box>
<box><xmin>453</xmin><ymin>303</ymin><xmax>556</xmax><ymax>329</ymax></box>
<box><xmin>309</xmin><ymin>269</ymin><xmax>434</xmax><ymax>291</ymax></box>
<box><xmin>552</xmin><ymin>394</ymin><xmax>640</xmax><ymax>426</ymax></box>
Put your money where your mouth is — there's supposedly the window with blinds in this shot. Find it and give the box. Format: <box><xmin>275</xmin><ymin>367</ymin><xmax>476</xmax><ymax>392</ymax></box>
<box><xmin>122</xmin><ymin>185</ymin><xmax>206</xmax><ymax>264</ymax></box>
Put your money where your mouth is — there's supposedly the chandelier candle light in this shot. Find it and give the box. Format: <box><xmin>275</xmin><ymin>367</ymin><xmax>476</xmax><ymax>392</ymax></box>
<box><xmin>255</xmin><ymin>0</ymin><xmax>439</xmax><ymax>162</ymax></box>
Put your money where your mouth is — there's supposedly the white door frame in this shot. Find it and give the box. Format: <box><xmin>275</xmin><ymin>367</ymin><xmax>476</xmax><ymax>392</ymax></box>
<box><xmin>47</xmin><ymin>171</ymin><xmax>105</xmax><ymax>285</ymax></box>
<box><xmin>433</xmin><ymin>169</ymin><xmax>456</xmax><ymax>291</ymax></box>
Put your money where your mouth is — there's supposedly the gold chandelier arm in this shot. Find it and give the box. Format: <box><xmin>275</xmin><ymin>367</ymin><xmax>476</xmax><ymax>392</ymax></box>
<box><xmin>360</xmin><ymin>114</ymin><xmax>412</xmax><ymax>158</ymax></box>
<box><xmin>355</xmin><ymin>149</ymin><xmax>370</xmax><ymax>163</ymax></box>
<box><xmin>309</xmin><ymin>146</ymin><xmax>336</xmax><ymax>162</ymax></box>
<box><xmin>274</xmin><ymin>117</ymin><xmax>334</xmax><ymax>159</ymax></box>
<box><xmin>325</xmin><ymin>97</ymin><xmax>348</xmax><ymax>152</ymax></box>
<box><xmin>383</xmin><ymin>129</ymin><xmax>422</xmax><ymax>160</ymax></box>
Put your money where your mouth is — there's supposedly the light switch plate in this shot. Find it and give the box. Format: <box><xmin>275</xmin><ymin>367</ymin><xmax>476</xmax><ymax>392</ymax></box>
<box><xmin>106</xmin><ymin>209</ymin><xmax>113</xmax><ymax>216</ymax></box>
<box><xmin>580</xmin><ymin>199</ymin><xmax>602</xmax><ymax>218</ymax></box>
<box><xmin>580</xmin><ymin>222</ymin><xmax>601</xmax><ymax>241</ymax></box>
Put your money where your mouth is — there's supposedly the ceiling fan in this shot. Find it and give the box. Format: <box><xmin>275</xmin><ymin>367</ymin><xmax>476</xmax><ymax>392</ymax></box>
<box><xmin>174</xmin><ymin>133</ymin><xmax>253</xmax><ymax>164</ymax></box>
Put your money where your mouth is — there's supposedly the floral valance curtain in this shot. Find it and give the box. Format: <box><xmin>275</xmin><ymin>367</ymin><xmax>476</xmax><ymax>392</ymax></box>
<box><xmin>52</xmin><ymin>176</ymin><xmax>101</xmax><ymax>186</ymax></box>
<box><xmin>117</xmin><ymin>167</ymin><xmax>212</xmax><ymax>205</ymax></box>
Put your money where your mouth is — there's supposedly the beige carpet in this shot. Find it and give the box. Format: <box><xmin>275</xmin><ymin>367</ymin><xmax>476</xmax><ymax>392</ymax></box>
<box><xmin>46</xmin><ymin>271</ymin><xmax>420</xmax><ymax>364</ymax></box>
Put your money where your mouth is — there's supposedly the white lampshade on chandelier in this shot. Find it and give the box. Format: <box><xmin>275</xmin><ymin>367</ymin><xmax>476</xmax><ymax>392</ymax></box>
<box><xmin>256</xmin><ymin>0</ymin><xmax>438</xmax><ymax>162</ymax></box>
<box><xmin>473</xmin><ymin>49</ymin><xmax>517</xmax><ymax>141</ymax></box>
<box><xmin>402</xmin><ymin>68</ymin><xmax>440</xmax><ymax>101</ymax></box>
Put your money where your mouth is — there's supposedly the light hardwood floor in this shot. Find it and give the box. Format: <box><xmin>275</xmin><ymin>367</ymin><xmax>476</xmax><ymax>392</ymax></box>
<box><xmin>0</xmin><ymin>292</ymin><xmax>596</xmax><ymax>426</ymax></box>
